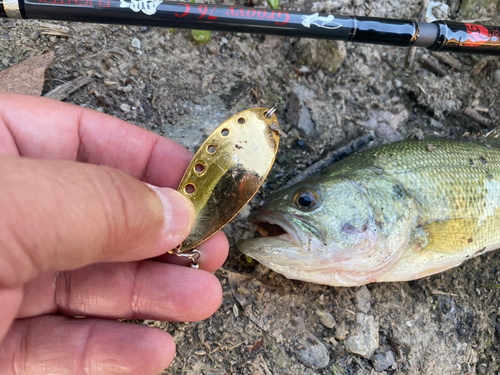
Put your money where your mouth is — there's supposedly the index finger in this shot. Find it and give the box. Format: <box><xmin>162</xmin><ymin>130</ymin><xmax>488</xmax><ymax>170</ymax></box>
<box><xmin>0</xmin><ymin>93</ymin><xmax>192</xmax><ymax>188</ymax></box>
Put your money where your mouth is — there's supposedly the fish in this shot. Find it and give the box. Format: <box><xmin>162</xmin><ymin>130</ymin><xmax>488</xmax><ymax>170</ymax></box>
<box><xmin>237</xmin><ymin>136</ymin><xmax>500</xmax><ymax>287</ymax></box>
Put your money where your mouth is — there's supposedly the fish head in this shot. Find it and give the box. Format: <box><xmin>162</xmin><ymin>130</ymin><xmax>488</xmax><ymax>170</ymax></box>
<box><xmin>238</xmin><ymin>175</ymin><xmax>411</xmax><ymax>286</ymax></box>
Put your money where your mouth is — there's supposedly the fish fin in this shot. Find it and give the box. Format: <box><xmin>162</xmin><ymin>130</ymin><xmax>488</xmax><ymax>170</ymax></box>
<box><xmin>422</xmin><ymin>218</ymin><xmax>479</xmax><ymax>254</ymax></box>
<box><xmin>407</xmin><ymin>226</ymin><xmax>428</xmax><ymax>252</ymax></box>
<box><xmin>378</xmin><ymin>221</ymin><xmax>476</xmax><ymax>282</ymax></box>
<box><xmin>119</xmin><ymin>0</ymin><xmax>129</xmax><ymax>7</ymax></box>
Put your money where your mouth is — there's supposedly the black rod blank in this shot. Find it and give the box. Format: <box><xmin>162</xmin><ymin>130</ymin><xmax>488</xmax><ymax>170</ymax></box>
<box><xmin>2</xmin><ymin>0</ymin><xmax>500</xmax><ymax>55</ymax></box>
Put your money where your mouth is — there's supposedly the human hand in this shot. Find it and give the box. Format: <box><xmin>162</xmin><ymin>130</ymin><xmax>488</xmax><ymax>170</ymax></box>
<box><xmin>0</xmin><ymin>93</ymin><xmax>229</xmax><ymax>374</ymax></box>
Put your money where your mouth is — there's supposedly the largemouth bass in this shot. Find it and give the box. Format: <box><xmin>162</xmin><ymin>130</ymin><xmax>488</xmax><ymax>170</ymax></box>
<box><xmin>237</xmin><ymin>137</ymin><xmax>500</xmax><ymax>287</ymax></box>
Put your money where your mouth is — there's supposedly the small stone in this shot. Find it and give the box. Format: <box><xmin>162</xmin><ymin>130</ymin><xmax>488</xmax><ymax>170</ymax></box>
<box><xmin>286</xmin><ymin>85</ymin><xmax>316</xmax><ymax>137</ymax></box>
<box><xmin>316</xmin><ymin>309</ymin><xmax>336</xmax><ymax>329</ymax></box>
<box><xmin>344</xmin><ymin>313</ymin><xmax>379</xmax><ymax>358</ymax></box>
<box><xmin>494</xmin><ymin>69</ymin><xmax>500</xmax><ymax>85</ymax></box>
<box><xmin>119</xmin><ymin>103</ymin><xmax>131</xmax><ymax>113</ymax></box>
<box><xmin>371</xmin><ymin>350</ymin><xmax>396</xmax><ymax>372</ymax></box>
<box><xmin>355</xmin><ymin>286</ymin><xmax>371</xmax><ymax>313</ymax></box>
<box><xmin>293</xmin><ymin>39</ymin><xmax>346</xmax><ymax>74</ymax></box>
<box><xmin>393</xmin><ymin>79</ymin><xmax>402</xmax><ymax>88</ymax></box>
<box><xmin>131</xmin><ymin>38</ymin><xmax>141</xmax><ymax>49</ymax></box>
<box><xmin>118</xmin><ymin>85</ymin><xmax>133</xmax><ymax>93</ymax></box>
<box><xmin>334</xmin><ymin>321</ymin><xmax>347</xmax><ymax>340</ymax></box>
<box><xmin>297</xmin><ymin>334</ymin><xmax>330</xmax><ymax>369</ymax></box>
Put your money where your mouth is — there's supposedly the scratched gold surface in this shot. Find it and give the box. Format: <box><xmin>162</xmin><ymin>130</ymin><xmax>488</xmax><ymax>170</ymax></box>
<box><xmin>175</xmin><ymin>108</ymin><xmax>280</xmax><ymax>252</ymax></box>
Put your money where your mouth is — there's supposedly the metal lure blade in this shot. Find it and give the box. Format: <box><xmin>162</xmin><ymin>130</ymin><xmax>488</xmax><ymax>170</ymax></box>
<box><xmin>174</xmin><ymin>107</ymin><xmax>283</xmax><ymax>253</ymax></box>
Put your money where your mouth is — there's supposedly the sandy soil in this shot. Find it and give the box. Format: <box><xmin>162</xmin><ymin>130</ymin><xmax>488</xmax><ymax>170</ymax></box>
<box><xmin>2</xmin><ymin>0</ymin><xmax>500</xmax><ymax>373</ymax></box>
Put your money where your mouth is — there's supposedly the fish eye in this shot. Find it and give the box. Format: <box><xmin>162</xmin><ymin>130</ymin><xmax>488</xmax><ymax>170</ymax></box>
<box><xmin>293</xmin><ymin>189</ymin><xmax>319</xmax><ymax>210</ymax></box>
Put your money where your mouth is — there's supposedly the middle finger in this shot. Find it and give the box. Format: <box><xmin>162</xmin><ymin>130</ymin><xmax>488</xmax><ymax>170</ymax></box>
<box><xmin>17</xmin><ymin>260</ymin><xmax>222</xmax><ymax>321</ymax></box>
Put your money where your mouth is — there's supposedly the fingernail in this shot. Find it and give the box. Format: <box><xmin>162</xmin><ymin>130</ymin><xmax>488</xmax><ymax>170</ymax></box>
<box><xmin>148</xmin><ymin>185</ymin><xmax>195</xmax><ymax>238</ymax></box>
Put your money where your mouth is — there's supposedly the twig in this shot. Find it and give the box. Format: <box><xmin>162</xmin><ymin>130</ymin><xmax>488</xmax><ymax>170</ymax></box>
<box><xmin>37</xmin><ymin>22</ymin><xmax>70</xmax><ymax>37</ymax></box>
<box><xmin>416</xmin><ymin>83</ymin><xmax>427</xmax><ymax>94</ymax></box>
<box><xmin>463</xmin><ymin>108</ymin><xmax>497</xmax><ymax>128</ymax></box>
<box><xmin>431</xmin><ymin>290</ymin><xmax>459</xmax><ymax>297</ymax></box>
<box><xmin>420</xmin><ymin>54</ymin><xmax>447</xmax><ymax>76</ymax></box>
<box><xmin>258</xmin><ymin>354</ymin><xmax>274</xmax><ymax>375</ymax></box>
<box><xmin>44</xmin><ymin>75</ymin><xmax>91</xmax><ymax>100</ymax></box>
<box><xmin>430</xmin><ymin>51</ymin><xmax>462</xmax><ymax>70</ymax></box>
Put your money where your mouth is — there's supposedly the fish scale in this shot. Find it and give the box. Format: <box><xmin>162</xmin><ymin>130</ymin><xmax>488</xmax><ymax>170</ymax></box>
<box><xmin>238</xmin><ymin>138</ymin><xmax>500</xmax><ymax>286</ymax></box>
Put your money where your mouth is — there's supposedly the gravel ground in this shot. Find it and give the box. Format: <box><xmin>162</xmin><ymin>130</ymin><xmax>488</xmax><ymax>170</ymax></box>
<box><xmin>2</xmin><ymin>0</ymin><xmax>500</xmax><ymax>373</ymax></box>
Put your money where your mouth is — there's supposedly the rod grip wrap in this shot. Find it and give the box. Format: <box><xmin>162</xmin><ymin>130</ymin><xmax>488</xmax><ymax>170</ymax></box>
<box><xmin>428</xmin><ymin>21</ymin><xmax>500</xmax><ymax>55</ymax></box>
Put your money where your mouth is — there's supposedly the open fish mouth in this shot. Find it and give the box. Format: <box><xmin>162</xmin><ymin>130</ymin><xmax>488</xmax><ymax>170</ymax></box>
<box><xmin>237</xmin><ymin>207</ymin><xmax>321</xmax><ymax>269</ymax></box>
<box><xmin>246</xmin><ymin>208</ymin><xmax>301</xmax><ymax>249</ymax></box>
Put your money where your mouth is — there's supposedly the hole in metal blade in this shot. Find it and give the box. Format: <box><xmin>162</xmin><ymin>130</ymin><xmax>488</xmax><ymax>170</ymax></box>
<box><xmin>194</xmin><ymin>163</ymin><xmax>205</xmax><ymax>173</ymax></box>
<box><xmin>185</xmin><ymin>183</ymin><xmax>196</xmax><ymax>195</ymax></box>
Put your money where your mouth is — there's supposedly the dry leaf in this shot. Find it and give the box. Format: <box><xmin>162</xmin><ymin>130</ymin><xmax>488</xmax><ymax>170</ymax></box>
<box><xmin>0</xmin><ymin>51</ymin><xmax>55</xmax><ymax>96</ymax></box>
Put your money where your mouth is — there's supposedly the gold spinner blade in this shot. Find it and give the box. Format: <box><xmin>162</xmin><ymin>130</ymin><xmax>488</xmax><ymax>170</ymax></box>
<box><xmin>173</xmin><ymin>107</ymin><xmax>284</xmax><ymax>254</ymax></box>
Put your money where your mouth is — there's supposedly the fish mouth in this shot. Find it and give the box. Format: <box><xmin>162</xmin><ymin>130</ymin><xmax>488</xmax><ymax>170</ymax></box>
<box><xmin>238</xmin><ymin>207</ymin><xmax>327</xmax><ymax>273</ymax></box>
<box><xmin>246</xmin><ymin>207</ymin><xmax>302</xmax><ymax>249</ymax></box>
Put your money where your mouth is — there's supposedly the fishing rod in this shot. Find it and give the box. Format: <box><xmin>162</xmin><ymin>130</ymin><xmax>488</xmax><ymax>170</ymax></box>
<box><xmin>1</xmin><ymin>0</ymin><xmax>500</xmax><ymax>55</ymax></box>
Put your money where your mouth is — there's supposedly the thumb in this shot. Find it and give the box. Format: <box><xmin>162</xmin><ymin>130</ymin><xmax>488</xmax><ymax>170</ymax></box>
<box><xmin>0</xmin><ymin>156</ymin><xmax>194</xmax><ymax>287</ymax></box>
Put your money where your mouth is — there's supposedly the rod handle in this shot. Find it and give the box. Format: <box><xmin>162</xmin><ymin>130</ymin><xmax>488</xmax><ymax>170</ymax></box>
<box><xmin>427</xmin><ymin>21</ymin><xmax>500</xmax><ymax>55</ymax></box>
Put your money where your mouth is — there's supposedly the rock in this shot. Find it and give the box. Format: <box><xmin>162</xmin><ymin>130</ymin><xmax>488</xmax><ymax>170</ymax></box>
<box><xmin>363</xmin><ymin>108</ymin><xmax>407</xmax><ymax>143</ymax></box>
<box><xmin>286</xmin><ymin>85</ymin><xmax>316</xmax><ymax>137</ymax></box>
<box><xmin>316</xmin><ymin>309</ymin><xmax>336</xmax><ymax>329</ymax></box>
<box><xmin>118</xmin><ymin>85</ymin><xmax>133</xmax><ymax>93</ymax></box>
<box><xmin>293</xmin><ymin>39</ymin><xmax>346</xmax><ymax>74</ymax></box>
<box><xmin>494</xmin><ymin>69</ymin><xmax>500</xmax><ymax>85</ymax></box>
<box><xmin>297</xmin><ymin>334</ymin><xmax>330</xmax><ymax>369</ymax></box>
<box><xmin>119</xmin><ymin>103</ymin><xmax>131</xmax><ymax>113</ymax></box>
<box><xmin>355</xmin><ymin>286</ymin><xmax>371</xmax><ymax>313</ymax></box>
<box><xmin>131</xmin><ymin>38</ymin><xmax>141</xmax><ymax>49</ymax></box>
<box><xmin>334</xmin><ymin>321</ymin><xmax>348</xmax><ymax>340</ymax></box>
<box><xmin>425</xmin><ymin>1</ymin><xmax>449</xmax><ymax>22</ymax></box>
<box><xmin>344</xmin><ymin>313</ymin><xmax>379</xmax><ymax>358</ymax></box>
<box><xmin>371</xmin><ymin>350</ymin><xmax>395</xmax><ymax>372</ymax></box>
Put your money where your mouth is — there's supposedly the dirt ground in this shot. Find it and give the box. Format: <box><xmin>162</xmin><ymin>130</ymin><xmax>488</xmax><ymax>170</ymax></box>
<box><xmin>2</xmin><ymin>0</ymin><xmax>500</xmax><ymax>373</ymax></box>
